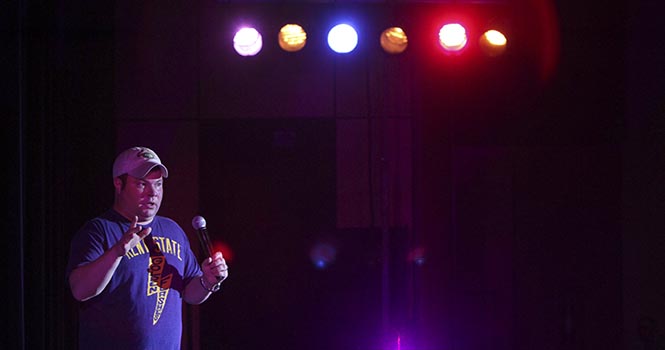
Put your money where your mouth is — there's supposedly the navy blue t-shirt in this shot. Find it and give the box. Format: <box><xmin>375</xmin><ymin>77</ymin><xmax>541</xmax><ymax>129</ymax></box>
<box><xmin>66</xmin><ymin>209</ymin><xmax>202</xmax><ymax>350</ymax></box>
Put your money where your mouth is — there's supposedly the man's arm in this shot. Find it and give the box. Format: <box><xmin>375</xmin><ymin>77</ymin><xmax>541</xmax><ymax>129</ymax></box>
<box><xmin>183</xmin><ymin>252</ymin><xmax>228</xmax><ymax>304</ymax></box>
<box><xmin>69</xmin><ymin>217</ymin><xmax>150</xmax><ymax>301</ymax></box>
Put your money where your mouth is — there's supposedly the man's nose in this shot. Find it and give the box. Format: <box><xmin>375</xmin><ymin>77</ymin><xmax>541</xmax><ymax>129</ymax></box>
<box><xmin>146</xmin><ymin>185</ymin><xmax>159</xmax><ymax>195</ymax></box>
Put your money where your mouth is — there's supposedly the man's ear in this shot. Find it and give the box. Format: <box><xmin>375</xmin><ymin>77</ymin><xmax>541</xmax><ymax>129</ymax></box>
<box><xmin>113</xmin><ymin>177</ymin><xmax>122</xmax><ymax>193</ymax></box>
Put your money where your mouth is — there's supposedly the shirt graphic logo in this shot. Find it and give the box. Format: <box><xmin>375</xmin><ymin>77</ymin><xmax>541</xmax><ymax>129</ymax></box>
<box><xmin>147</xmin><ymin>254</ymin><xmax>173</xmax><ymax>325</ymax></box>
<box><xmin>124</xmin><ymin>233</ymin><xmax>184</xmax><ymax>326</ymax></box>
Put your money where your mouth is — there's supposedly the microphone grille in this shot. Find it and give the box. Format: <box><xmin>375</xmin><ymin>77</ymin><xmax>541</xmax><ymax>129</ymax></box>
<box><xmin>192</xmin><ymin>216</ymin><xmax>207</xmax><ymax>230</ymax></box>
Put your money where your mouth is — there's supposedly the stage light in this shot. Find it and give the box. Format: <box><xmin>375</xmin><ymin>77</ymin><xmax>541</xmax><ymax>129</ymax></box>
<box><xmin>233</xmin><ymin>27</ymin><xmax>263</xmax><ymax>56</ymax></box>
<box><xmin>380</xmin><ymin>27</ymin><xmax>408</xmax><ymax>54</ymax></box>
<box><xmin>479</xmin><ymin>29</ymin><xmax>507</xmax><ymax>57</ymax></box>
<box><xmin>212</xmin><ymin>241</ymin><xmax>234</xmax><ymax>263</ymax></box>
<box><xmin>327</xmin><ymin>23</ymin><xmax>358</xmax><ymax>54</ymax></box>
<box><xmin>438</xmin><ymin>23</ymin><xmax>467</xmax><ymax>52</ymax></box>
<box><xmin>279</xmin><ymin>24</ymin><xmax>307</xmax><ymax>52</ymax></box>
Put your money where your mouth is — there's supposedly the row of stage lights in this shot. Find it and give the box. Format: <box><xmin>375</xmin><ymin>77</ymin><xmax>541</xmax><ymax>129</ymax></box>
<box><xmin>233</xmin><ymin>22</ymin><xmax>508</xmax><ymax>57</ymax></box>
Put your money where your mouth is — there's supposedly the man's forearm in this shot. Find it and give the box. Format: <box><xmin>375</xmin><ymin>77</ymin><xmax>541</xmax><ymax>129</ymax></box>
<box><xmin>183</xmin><ymin>276</ymin><xmax>218</xmax><ymax>305</ymax></box>
<box><xmin>69</xmin><ymin>247</ymin><xmax>124</xmax><ymax>301</ymax></box>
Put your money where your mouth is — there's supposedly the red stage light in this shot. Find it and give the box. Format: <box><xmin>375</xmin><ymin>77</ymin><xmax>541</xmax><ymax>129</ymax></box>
<box><xmin>438</xmin><ymin>23</ymin><xmax>467</xmax><ymax>52</ymax></box>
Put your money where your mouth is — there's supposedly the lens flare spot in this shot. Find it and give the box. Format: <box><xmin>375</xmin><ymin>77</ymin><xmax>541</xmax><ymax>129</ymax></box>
<box><xmin>310</xmin><ymin>242</ymin><xmax>337</xmax><ymax>269</ymax></box>
<box><xmin>408</xmin><ymin>247</ymin><xmax>426</xmax><ymax>266</ymax></box>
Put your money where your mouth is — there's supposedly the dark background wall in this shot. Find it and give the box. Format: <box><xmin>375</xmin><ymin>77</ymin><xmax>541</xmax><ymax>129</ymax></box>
<box><xmin>5</xmin><ymin>0</ymin><xmax>664</xmax><ymax>349</ymax></box>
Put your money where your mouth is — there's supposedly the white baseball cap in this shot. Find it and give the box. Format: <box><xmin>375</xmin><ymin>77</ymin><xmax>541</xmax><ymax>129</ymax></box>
<box><xmin>112</xmin><ymin>146</ymin><xmax>169</xmax><ymax>179</ymax></box>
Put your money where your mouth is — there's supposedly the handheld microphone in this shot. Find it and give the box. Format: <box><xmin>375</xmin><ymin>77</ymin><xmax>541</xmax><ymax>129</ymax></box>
<box><xmin>192</xmin><ymin>215</ymin><xmax>225</xmax><ymax>283</ymax></box>
<box><xmin>192</xmin><ymin>215</ymin><xmax>214</xmax><ymax>259</ymax></box>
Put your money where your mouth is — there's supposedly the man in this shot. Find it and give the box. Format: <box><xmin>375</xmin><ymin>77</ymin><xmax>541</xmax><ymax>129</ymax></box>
<box><xmin>66</xmin><ymin>146</ymin><xmax>228</xmax><ymax>349</ymax></box>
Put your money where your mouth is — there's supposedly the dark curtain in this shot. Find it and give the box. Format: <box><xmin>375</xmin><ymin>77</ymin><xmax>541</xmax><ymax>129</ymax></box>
<box><xmin>8</xmin><ymin>1</ymin><xmax>116</xmax><ymax>349</ymax></box>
